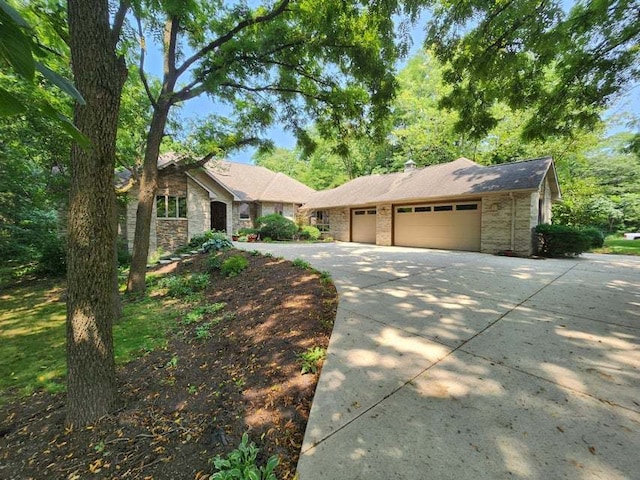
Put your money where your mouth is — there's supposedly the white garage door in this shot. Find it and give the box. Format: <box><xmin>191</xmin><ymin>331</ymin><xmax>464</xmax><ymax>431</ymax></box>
<box><xmin>351</xmin><ymin>208</ymin><xmax>377</xmax><ymax>243</ymax></box>
<box><xmin>394</xmin><ymin>202</ymin><xmax>481</xmax><ymax>251</ymax></box>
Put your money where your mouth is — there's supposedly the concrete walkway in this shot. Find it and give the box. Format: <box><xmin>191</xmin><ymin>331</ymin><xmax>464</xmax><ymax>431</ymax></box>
<box><xmin>237</xmin><ymin>242</ymin><xmax>640</xmax><ymax>480</ymax></box>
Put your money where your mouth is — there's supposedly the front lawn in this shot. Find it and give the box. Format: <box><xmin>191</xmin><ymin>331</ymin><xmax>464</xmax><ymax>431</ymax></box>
<box><xmin>592</xmin><ymin>237</ymin><xmax>640</xmax><ymax>256</ymax></box>
<box><xmin>0</xmin><ymin>280</ymin><xmax>178</xmax><ymax>402</ymax></box>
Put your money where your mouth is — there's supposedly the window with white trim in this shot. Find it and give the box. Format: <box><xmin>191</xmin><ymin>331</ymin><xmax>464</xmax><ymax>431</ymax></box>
<box><xmin>156</xmin><ymin>195</ymin><xmax>187</xmax><ymax>218</ymax></box>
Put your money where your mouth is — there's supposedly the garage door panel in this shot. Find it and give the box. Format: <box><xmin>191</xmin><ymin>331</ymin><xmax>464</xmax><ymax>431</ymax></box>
<box><xmin>394</xmin><ymin>203</ymin><xmax>480</xmax><ymax>251</ymax></box>
<box><xmin>352</xmin><ymin>209</ymin><xmax>376</xmax><ymax>243</ymax></box>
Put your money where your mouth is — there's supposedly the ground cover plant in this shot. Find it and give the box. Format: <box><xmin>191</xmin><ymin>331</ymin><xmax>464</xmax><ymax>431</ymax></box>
<box><xmin>0</xmin><ymin>249</ymin><xmax>338</xmax><ymax>479</ymax></box>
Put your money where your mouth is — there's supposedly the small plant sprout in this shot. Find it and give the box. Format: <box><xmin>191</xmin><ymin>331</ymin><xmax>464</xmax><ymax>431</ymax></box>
<box><xmin>195</xmin><ymin>322</ymin><xmax>213</xmax><ymax>340</ymax></box>
<box><xmin>165</xmin><ymin>355</ymin><xmax>178</xmax><ymax>369</ymax></box>
<box><xmin>187</xmin><ymin>384</ymin><xmax>198</xmax><ymax>395</ymax></box>
<box><xmin>249</xmin><ymin>249</ymin><xmax>261</xmax><ymax>256</ymax></box>
<box><xmin>220</xmin><ymin>255</ymin><xmax>249</xmax><ymax>277</ymax></box>
<box><xmin>210</xmin><ymin>433</ymin><xmax>279</xmax><ymax>480</ymax></box>
<box><xmin>298</xmin><ymin>346</ymin><xmax>326</xmax><ymax>374</ymax></box>
<box><xmin>319</xmin><ymin>270</ymin><xmax>332</xmax><ymax>284</ymax></box>
<box><xmin>292</xmin><ymin>258</ymin><xmax>311</xmax><ymax>270</ymax></box>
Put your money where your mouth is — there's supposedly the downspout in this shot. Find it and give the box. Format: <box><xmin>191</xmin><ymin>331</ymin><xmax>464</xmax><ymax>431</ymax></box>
<box><xmin>509</xmin><ymin>193</ymin><xmax>516</xmax><ymax>252</ymax></box>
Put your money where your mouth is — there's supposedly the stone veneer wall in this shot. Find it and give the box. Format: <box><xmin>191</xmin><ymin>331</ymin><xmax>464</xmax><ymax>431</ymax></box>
<box><xmin>480</xmin><ymin>192</ymin><xmax>535</xmax><ymax>255</ymax></box>
<box><xmin>187</xmin><ymin>177</ymin><xmax>210</xmax><ymax>240</ymax></box>
<box><xmin>375</xmin><ymin>203</ymin><xmax>392</xmax><ymax>246</ymax></box>
<box><xmin>232</xmin><ymin>202</ymin><xmax>258</xmax><ymax>232</ymax></box>
<box><xmin>124</xmin><ymin>186</ymin><xmax>157</xmax><ymax>254</ymax></box>
<box><xmin>326</xmin><ymin>207</ymin><xmax>350</xmax><ymax>241</ymax></box>
<box><xmin>155</xmin><ymin>172</ymin><xmax>188</xmax><ymax>251</ymax></box>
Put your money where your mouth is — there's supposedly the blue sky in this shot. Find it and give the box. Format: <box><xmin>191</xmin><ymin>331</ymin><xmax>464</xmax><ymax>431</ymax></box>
<box><xmin>142</xmin><ymin>8</ymin><xmax>639</xmax><ymax>164</ymax></box>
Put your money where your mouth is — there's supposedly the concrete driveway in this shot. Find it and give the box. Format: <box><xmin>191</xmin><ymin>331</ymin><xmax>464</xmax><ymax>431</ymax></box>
<box><xmin>238</xmin><ymin>242</ymin><xmax>640</xmax><ymax>479</ymax></box>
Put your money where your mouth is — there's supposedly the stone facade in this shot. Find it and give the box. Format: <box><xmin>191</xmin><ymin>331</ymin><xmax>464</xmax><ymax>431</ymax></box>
<box><xmin>480</xmin><ymin>192</ymin><xmax>536</xmax><ymax>255</ymax></box>
<box><xmin>324</xmin><ymin>207</ymin><xmax>350</xmax><ymax>241</ymax></box>
<box><xmin>156</xmin><ymin>219</ymin><xmax>187</xmax><ymax>252</ymax></box>
<box><xmin>375</xmin><ymin>203</ymin><xmax>392</xmax><ymax>246</ymax></box>
<box><xmin>123</xmin><ymin>170</ymin><xmax>306</xmax><ymax>256</ymax></box>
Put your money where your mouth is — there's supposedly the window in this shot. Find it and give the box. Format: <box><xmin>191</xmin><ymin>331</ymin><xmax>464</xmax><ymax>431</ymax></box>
<box><xmin>156</xmin><ymin>195</ymin><xmax>187</xmax><ymax>218</ymax></box>
<box><xmin>366</xmin><ymin>209</ymin><xmax>377</xmax><ymax>215</ymax></box>
<box><xmin>315</xmin><ymin>210</ymin><xmax>330</xmax><ymax>232</ymax></box>
<box><xmin>354</xmin><ymin>210</ymin><xmax>366</xmax><ymax>215</ymax></box>
<box><xmin>414</xmin><ymin>206</ymin><xmax>431</xmax><ymax>212</ymax></box>
<box><xmin>434</xmin><ymin>205</ymin><xmax>453</xmax><ymax>212</ymax></box>
<box><xmin>274</xmin><ymin>203</ymin><xmax>283</xmax><ymax>215</ymax></box>
<box><xmin>239</xmin><ymin>202</ymin><xmax>250</xmax><ymax>220</ymax></box>
<box><xmin>396</xmin><ymin>207</ymin><xmax>412</xmax><ymax>213</ymax></box>
<box><xmin>456</xmin><ymin>204</ymin><xmax>478</xmax><ymax>211</ymax></box>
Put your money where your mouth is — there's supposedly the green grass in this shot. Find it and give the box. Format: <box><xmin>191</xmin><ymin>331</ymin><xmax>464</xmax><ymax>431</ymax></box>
<box><xmin>0</xmin><ymin>282</ymin><xmax>179</xmax><ymax>404</ymax></box>
<box><xmin>592</xmin><ymin>237</ymin><xmax>640</xmax><ymax>256</ymax></box>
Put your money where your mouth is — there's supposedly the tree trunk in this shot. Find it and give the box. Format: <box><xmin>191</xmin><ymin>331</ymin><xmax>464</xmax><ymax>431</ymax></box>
<box><xmin>126</xmin><ymin>104</ymin><xmax>171</xmax><ymax>293</ymax></box>
<box><xmin>66</xmin><ymin>0</ymin><xmax>127</xmax><ymax>426</ymax></box>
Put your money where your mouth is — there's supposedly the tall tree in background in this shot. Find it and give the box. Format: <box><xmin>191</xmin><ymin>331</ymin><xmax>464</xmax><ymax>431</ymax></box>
<box><xmin>65</xmin><ymin>0</ymin><xmax>128</xmax><ymax>426</ymax></box>
<box><xmin>426</xmin><ymin>0</ymin><xmax>640</xmax><ymax>139</ymax></box>
<box><xmin>126</xmin><ymin>0</ymin><xmax>420</xmax><ymax>292</ymax></box>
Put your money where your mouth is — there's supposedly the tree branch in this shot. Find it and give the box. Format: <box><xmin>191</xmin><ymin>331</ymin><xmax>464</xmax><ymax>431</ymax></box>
<box><xmin>175</xmin><ymin>0</ymin><xmax>291</xmax><ymax>77</ymax></box>
<box><xmin>169</xmin><ymin>138</ymin><xmax>261</xmax><ymax>173</ymax></box>
<box><xmin>135</xmin><ymin>14</ymin><xmax>157</xmax><ymax>109</ymax></box>
<box><xmin>162</xmin><ymin>15</ymin><xmax>180</xmax><ymax>93</ymax></box>
<box><xmin>111</xmin><ymin>1</ymin><xmax>129</xmax><ymax>48</ymax></box>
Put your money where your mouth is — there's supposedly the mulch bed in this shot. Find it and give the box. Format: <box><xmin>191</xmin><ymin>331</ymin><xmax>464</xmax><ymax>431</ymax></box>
<box><xmin>0</xmin><ymin>249</ymin><xmax>338</xmax><ymax>479</ymax></box>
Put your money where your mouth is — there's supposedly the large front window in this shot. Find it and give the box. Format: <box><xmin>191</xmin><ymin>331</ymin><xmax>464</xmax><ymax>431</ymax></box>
<box><xmin>156</xmin><ymin>195</ymin><xmax>187</xmax><ymax>218</ymax></box>
<box><xmin>239</xmin><ymin>202</ymin><xmax>250</xmax><ymax>220</ymax></box>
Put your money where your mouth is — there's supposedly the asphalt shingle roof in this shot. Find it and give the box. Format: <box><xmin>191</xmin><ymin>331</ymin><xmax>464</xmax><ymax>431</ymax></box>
<box><xmin>303</xmin><ymin>157</ymin><xmax>557</xmax><ymax>209</ymax></box>
<box><xmin>202</xmin><ymin>161</ymin><xmax>315</xmax><ymax>203</ymax></box>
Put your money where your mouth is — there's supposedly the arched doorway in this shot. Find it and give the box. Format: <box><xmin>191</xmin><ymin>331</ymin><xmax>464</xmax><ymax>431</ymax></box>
<box><xmin>210</xmin><ymin>201</ymin><xmax>227</xmax><ymax>232</ymax></box>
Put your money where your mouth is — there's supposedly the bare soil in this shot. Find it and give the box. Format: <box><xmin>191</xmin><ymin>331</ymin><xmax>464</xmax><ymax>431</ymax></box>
<box><xmin>0</xmin><ymin>249</ymin><xmax>338</xmax><ymax>479</ymax></box>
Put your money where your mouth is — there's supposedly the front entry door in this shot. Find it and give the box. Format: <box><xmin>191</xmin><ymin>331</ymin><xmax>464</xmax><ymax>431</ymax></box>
<box><xmin>210</xmin><ymin>201</ymin><xmax>227</xmax><ymax>232</ymax></box>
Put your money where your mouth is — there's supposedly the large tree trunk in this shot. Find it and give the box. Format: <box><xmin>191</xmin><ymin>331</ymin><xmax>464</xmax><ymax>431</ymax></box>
<box><xmin>126</xmin><ymin>104</ymin><xmax>170</xmax><ymax>293</ymax></box>
<box><xmin>66</xmin><ymin>0</ymin><xmax>127</xmax><ymax>426</ymax></box>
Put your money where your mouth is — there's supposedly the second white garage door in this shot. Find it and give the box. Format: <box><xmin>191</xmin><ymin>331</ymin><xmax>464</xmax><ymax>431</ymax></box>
<box><xmin>351</xmin><ymin>208</ymin><xmax>377</xmax><ymax>243</ymax></box>
<box><xmin>394</xmin><ymin>202</ymin><xmax>481</xmax><ymax>251</ymax></box>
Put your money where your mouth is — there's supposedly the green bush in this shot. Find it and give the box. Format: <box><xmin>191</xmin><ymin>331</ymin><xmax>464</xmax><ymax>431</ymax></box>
<box><xmin>298</xmin><ymin>225</ymin><xmax>321</xmax><ymax>241</ymax></box>
<box><xmin>37</xmin><ymin>234</ymin><xmax>66</xmax><ymax>276</ymax></box>
<box><xmin>201</xmin><ymin>232</ymin><xmax>233</xmax><ymax>253</ymax></box>
<box><xmin>158</xmin><ymin>273</ymin><xmax>210</xmax><ymax>297</ymax></box>
<box><xmin>208</xmin><ymin>253</ymin><xmax>223</xmax><ymax>271</ymax></box>
<box><xmin>221</xmin><ymin>255</ymin><xmax>249</xmax><ymax>277</ymax></box>
<box><xmin>535</xmin><ymin>224</ymin><xmax>591</xmax><ymax>257</ymax></box>
<box><xmin>116</xmin><ymin>237</ymin><xmax>131</xmax><ymax>266</ymax></box>
<box><xmin>256</xmin><ymin>213</ymin><xmax>297</xmax><ymax>241</ymax></box>
<box><xmin>189</xmin><ymin>230</ymin><xmax>216</xmax><ymax>248</ymax></box>
<box><xmin>210</xmin><ymin>433</ymin><xmax>279</xmax><ymax>480</ymax></box>
<box><xmin>581</xmin><ymin>226</ymin><xmax>605</xmax><ymax>248</ymax></box>
<box><xmin>292</xmin><ymin>258</ymin><xmax>311</xmax><ymax>270</ymax></box>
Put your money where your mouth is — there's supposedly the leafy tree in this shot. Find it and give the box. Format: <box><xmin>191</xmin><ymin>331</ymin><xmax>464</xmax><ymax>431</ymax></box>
<box><xmin>126</xmin><ymin>0</ymin><xmax>421</xmax><ymax>292</ymax></box>
<box><xmin>425</xmin><ymin>0</ymin><xmax>640</xmax><ymax>140</ymax></box>
<box><xmin>0</xmin><ymin>0</ymin><xmax>86</xmax><ymax>142</ymax></box>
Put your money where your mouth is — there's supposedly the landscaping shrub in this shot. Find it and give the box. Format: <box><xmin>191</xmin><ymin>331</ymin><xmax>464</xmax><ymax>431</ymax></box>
<box><xmin>220</xmin><ymin>255</ymin><xmax>249</xmax><ymax>277</ymax></box>
<box><xmin>116</xmin><ymin>237</ymin><xmax>131</xmax><ymax>266</ymax></box>
<box><xmin>237</xmin><ymin>227</ymin><xmax>259</xmax><ymax>236</ymax></box>
<box><xmin>37</xmin><ymin>234</ymin><xmax>66</xmax><ymax>276</ymax></box>
<box><xmin>158</xmin><ymin>273</ymin><xmax>210</xmax><ymax>297</ymax></box>
<box><xmin>207</xmin><ymin>253</ymin><xmax>223</xmax><ymax>271</ymax></box>
<box><xmin>581</xmin><ymin>226</ymin><xmax>605</xmax><ymax>248</ymax></box>
<box><xmin>535</xmin><ymin>224</ymin><xmax>591</xmax><ymax>257</ymax></box>
<box><xmin>298</xmin><ymin>225</ymin><xmax>321</xmax><ymax>241</ymax></box>
<box><xmin>201</xmin><ymin>232</ymin><xmax>233</xmax><ymax>252</ymax></box>
<box><xmin>189</xmin><ymin>230</ymin><xmax>215</xmax><ymax>248</ymax></box>
<box><xmin>256</xmin><ymin>213</ymin><xmax>297</xmax><ymax>240</ymax></box>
